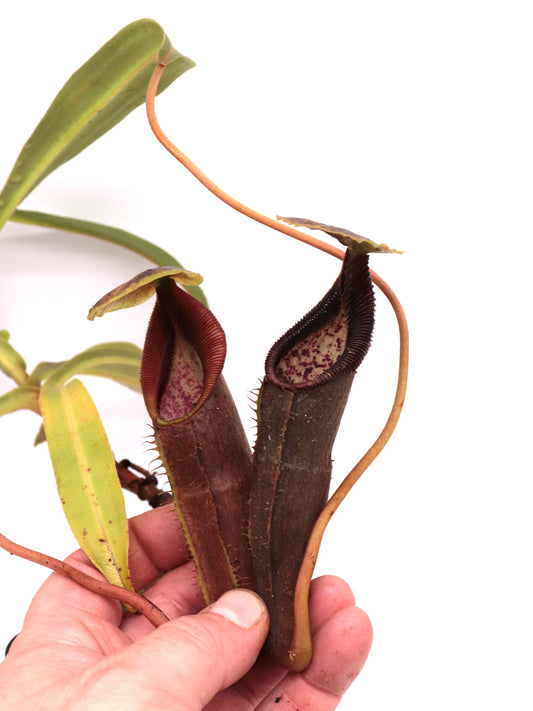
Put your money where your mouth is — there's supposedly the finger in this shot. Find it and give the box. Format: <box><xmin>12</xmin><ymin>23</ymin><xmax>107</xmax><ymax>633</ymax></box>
<box><xmin>208</xmin><ymin>575</ymin><xmax>359</xmax><ymax>710</ymax></box>
<box><xmin>69</xmin><ymin>589</ymin><xmax>270</xmax><ymax>710</ymax></box>
<box><xmin>304</xmin><ymin>604</ymin><xmax>373</xmax><ymax>697</ymax></box>
<box><xmin>258</xmin><ymin>603</ymin><xmax>373</xmax><ymax>710</ymax></box>
<box><xmin>120</xmin><ymin>561</ymin><xmax>204</xmax><ymax>641</ymax></box>
<box><xmin>127</xmin><ymin>503</ymin><xmax>190</xmax><ymax>589</ymax></box>
<box><xmin>308</xmin><ymin>574</ymin><xmax>356</xmax><ymax>631</ymax></box>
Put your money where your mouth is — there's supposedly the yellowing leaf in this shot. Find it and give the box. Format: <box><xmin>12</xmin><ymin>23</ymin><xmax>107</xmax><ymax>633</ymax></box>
<box><xmin>40</xmin><ymin>379</ymin><xmax>132</xmax><ymax>591</ymax></box>
<box><xmin>0</xmin><ymin>386</ymin><xmax>40</xmax><ymax>417</ymax></box>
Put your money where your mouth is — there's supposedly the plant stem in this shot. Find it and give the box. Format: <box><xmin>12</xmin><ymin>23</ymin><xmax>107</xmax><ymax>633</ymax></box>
<box><xmin>0</xmin><ymin>531</ymin><xmax>169</xmax><ymax>628</ymax></box>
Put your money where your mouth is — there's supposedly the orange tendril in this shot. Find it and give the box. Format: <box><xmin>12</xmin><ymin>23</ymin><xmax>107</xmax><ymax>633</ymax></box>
<box><xmin>145</xmin><ymin>62</ymin><xmax>409</xmax><ymax>648</ymax></box>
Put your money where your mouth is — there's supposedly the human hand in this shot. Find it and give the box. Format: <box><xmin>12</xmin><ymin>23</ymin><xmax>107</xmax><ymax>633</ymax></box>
<box><xmin>0</xmin><ymin>504</ymin><xmax>372</xmax><ymax>710</ymax></box>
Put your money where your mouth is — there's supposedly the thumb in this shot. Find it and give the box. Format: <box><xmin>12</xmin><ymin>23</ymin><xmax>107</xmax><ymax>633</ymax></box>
<box><xmin>78</xmin><ymin>589</ymin><xmax>269</xmax><ymax>710</ymax></box>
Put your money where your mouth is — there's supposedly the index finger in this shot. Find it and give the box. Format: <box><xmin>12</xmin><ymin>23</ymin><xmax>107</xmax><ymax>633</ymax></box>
<box><xmin>126</xmin><ymin>503</ymin><xmax>190</xmax><ymax>591</ymax></box>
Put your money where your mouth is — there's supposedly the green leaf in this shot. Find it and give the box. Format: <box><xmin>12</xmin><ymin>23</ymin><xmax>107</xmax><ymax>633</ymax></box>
<box><xmin>82</xmin><ymin>362</ymin><xmax>142</xmax><ymax>392</ymax></box>
<box><xmin>0</xmin><ymin>19</ymin><xmax>194</xmax><ymax>230</ymax></box>
<box><xmin>40</xmin><ymin>379</ymin><xmax>133</xmax><ymax>590</ymax></box>
<box><xmin>88</xmin><ymin>267</ymin><xmax>203</xmax><ymax>321</ymax></box>
<box><xmin>10</xmin><ymin>209</ymin><xmax>208</xmax><ymax>306</ymax></box>
<box><xmin>0</xmin><ymin>332</ymin><xmax>28</xmax><ymax>385</ymax></box>
<box><xmin>0</xmin><ymin>386</ymin><xmax>40</xmax><ymax>417</ymax></box>
<box><xmin>28</xmin><ymin>361</ymin><xmax>66</xmax><ymax>386</ymax></box>
<box><xmin>38</xmin><ymin>342</ymin><xmax>142</xmax><ymax>391</ymax></box>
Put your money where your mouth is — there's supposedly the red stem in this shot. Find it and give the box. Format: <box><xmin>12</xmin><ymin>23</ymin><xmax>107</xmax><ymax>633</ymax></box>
<box><xmin>0</xmin><ymin>531</ymin><xmax>169</xmax><ymax>628</ymax></box>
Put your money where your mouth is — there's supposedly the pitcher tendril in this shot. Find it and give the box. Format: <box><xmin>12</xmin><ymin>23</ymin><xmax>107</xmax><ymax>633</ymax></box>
<box><xmin>145</xmin><ymin>63</ymin><xmax>343</xmax><ymax>260</ymax></box>
<box><xmin>146</xmin><ymin>60</ymin><xmax>409</xmax><ymax>670</ymax></box>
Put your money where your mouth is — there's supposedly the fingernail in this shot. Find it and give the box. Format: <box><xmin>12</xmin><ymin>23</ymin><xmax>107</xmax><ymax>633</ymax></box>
<box><xmin>209</xmin><ymin>589</ymin><xmax>267</xmax><ymax>629</ymax></box>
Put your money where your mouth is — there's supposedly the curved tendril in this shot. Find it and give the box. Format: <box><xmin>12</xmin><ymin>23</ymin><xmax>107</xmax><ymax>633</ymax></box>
<box><xmin>291</xmin><ymin>274</ymin><xmax>409</xmax><ymax>656</ymax></box>
<box><xmin>145</xmin><ymin>61</ymin><xmax>409</xmax><ymax>650</ymax></box>
<box><xmin>145</xmin><ymin>63</ymin><xmax>409</xmax><ymax>476</ymax></box>
<box><xmin>146</xmin><ymin>64</ymin><xmax>342</xmax><ymax>260</ymax></box>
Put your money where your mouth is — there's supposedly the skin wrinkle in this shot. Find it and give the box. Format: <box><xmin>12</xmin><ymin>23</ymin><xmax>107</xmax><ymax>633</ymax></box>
<box><xmin>70</xmin><ymin>657</ymin><xmax>185</xmax><ymax>711</ymax></box>
<box><xmin>67</xmin><ymin>611</ymin><xmax>253</xmax><ymax>711</ymax></box>
<box><xmin>304</xmin><ymin>608</ymin><xmax>372</xmax><ymax>697</ymax></box>
<box><xmin>4</xmin><ymin>619</ymin><xmax>128</xmax><ymax>711</ymax></box>
<box><xmin>176</xmin><ymin>614</ymin><xmax>264</xmax><ymax>707</ymax></box>
<box><xmin>25</xmin><ymin>604</ymin><xmax>128</xmax><ymax>659</ymax></box>
<box><xmin>215</xmin><ymin>661</ymin><xmax>287</xmax><ymax>711</ymax></box>
<box><xmin>32</xmin><ymin>551</ymin><xmax>124</xmax><ymax>626</ymax></box>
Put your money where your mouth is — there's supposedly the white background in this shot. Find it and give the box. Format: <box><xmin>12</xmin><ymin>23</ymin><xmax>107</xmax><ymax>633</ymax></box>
<box><xmin>1</xmin><ymin>1</ymin><xmax>532</xmax><ymax>708</ymax></box>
